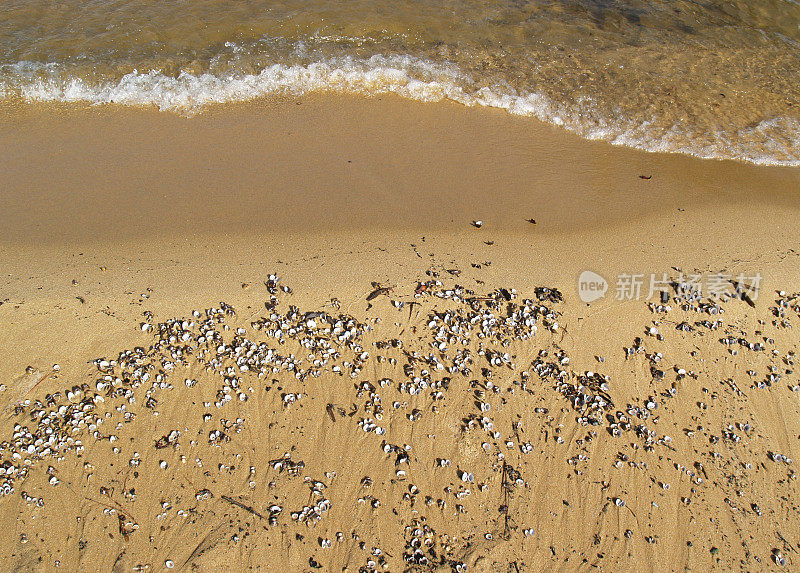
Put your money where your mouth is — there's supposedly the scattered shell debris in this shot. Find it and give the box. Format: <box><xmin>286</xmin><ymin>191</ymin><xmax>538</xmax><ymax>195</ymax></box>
<box><xmin>0</xmin><ymin>275</ymin><xmax>798</xmax><ymax>570</ymax></box>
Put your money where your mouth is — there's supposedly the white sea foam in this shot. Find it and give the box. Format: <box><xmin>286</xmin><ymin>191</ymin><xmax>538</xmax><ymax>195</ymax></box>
<box><xmin>1</xmin><ymin>55</ymin><xmax>798</xmax><ymax>167</ymax></box>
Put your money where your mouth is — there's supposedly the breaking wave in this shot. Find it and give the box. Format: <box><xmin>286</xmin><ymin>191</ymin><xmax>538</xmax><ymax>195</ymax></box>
<box><xmin>2</xmin><ymin>55</ymin><xmax>799</xmax><ymax>167</ymax></box>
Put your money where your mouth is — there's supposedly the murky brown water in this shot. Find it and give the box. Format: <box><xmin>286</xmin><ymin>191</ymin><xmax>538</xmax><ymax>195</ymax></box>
<box><xmin>2</xmin><ymin>0</ymin><xmax>800</xmax><ymax>164</ymax></box>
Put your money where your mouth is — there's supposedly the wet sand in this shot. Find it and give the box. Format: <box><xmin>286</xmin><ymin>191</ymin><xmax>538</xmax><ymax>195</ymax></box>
<box><xmin>0</xmin><ymin>95</ymin><xmax>799</xmax><ymax>571</ymax></box>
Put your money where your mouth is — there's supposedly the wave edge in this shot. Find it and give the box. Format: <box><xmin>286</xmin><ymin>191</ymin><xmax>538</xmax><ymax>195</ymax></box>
<box><xmin>1</xmin><ymin>56</ymin><xmax>798</xmax><ymax>167</ymax></box>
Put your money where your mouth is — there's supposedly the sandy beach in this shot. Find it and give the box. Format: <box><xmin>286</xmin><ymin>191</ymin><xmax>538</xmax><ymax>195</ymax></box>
<box><xmin>1</xmin><ymin>94</ymin><xmax>800</xmax><ymax>571</ymax></box>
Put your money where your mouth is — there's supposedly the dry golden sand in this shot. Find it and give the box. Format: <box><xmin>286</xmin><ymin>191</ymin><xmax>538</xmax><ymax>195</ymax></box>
<box><xmin>0</xmin><ymin>95</ymin><xmax>799</xmax><ymax>571</ymax></box>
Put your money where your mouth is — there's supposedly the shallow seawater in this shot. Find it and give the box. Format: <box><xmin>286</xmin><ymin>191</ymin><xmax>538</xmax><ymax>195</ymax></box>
<box><xmin>2</xmin><ymin>0</ymin><xmax>800</xmax><ymax>165</ymax></box>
